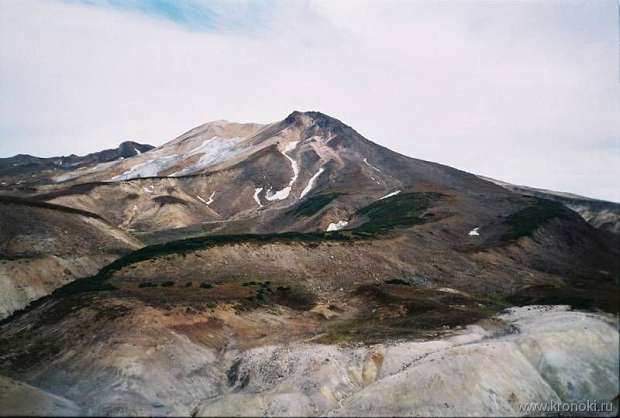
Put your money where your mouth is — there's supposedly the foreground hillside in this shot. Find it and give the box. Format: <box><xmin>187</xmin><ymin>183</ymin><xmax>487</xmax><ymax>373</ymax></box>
<box><xmin>0</xmin><ymin>196</ymin><xmax>141</xmax><ymax>318</ymax></box>
<box><xmin>0</xmin><ymin>111</ymin><xmax>618</xmax><ymax>416</ymax></box>
<box><xmin>0</xmin><ymin>304</ymin><xmax>617</xmax><ymax>416</ymax></box>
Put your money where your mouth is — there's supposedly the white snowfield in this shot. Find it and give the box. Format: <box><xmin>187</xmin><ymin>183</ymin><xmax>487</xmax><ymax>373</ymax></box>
<box><xmin>254</xmin><ymin>187</ymin><xmax>264</xmax><ymax>208</ymax></box>
<box><xmin>266</xmin><ymin>141</ymin><xmax>300</xmax><ymax>201</ymax></box>
<box><xmin>206</xmin><ymin>191</ymin><xmax>215</xmax><ymax>205</ymax></box>
<box><xmin>379</xmin><ymin>190</ymin><xmax>401</xmax><ymax>200</ymax></box>
<box><xmin>197</xmin><ymin>191</ymin><xmax>216</xmax><ymax>206</ymax></box>
<box><xmin>171</xmin><ymin>136</ymin><xmax>244</xmax><ymax>176</ymax></box>
<box><xmin>326</xmin><ymin>220</ymin><xmax>349</xmax><ymax>231</ymax></box>
<box><xmin>468</xmin><ymin>227</ymin><xmax>480</xmax><ymax>236</ymax></box>
<box><xmin>300</xmin><ymin>167</ymin><xmax>325</xmax><ymax>199</ymax></box>
<box><xmin>110</xmin><ymin>136</ymin><xmax>244</xmax><ymax>181</ymax></box>
<box><xmin>113</xmin><ymin>155</ymin><xmax>179</xmax><ymax>181</ymax></box>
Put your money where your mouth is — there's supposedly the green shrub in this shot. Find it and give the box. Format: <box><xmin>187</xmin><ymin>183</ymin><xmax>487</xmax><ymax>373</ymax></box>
<box><xmin>384</xmin><ymin>278</ymin><xmax>410</xmax><ymax>286</ymax></box>
<box><xmin>355</xmin><ymin>192</ymin><xmax>441</xmax><ymax>234</ymax></box>
<box><xmin>501</xmin><ymin>198</ymin><xmax>569</xmax><ymax>242</ymax></box>
<box><xmin>289</xmin><ymin>193</ymin><xmax>345</xmax><ymax>217</ymax></box>
<box><xmin>138</xmin><ymin>282</ymin><xmax>156</xmax><ymax>288</ymax></box>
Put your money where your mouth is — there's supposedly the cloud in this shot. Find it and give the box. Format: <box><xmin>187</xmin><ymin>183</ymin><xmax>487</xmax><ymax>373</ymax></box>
<box><xmin>0</xmin><ymin>0</ymin><xmax>618</xmax><ymax>201</ymax></box>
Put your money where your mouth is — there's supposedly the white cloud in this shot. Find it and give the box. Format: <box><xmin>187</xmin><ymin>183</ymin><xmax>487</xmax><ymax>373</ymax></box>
<box><xmin>0</xmin><ymin>0</ymin><xmax>618</xmax><ymax>201</ymax></box>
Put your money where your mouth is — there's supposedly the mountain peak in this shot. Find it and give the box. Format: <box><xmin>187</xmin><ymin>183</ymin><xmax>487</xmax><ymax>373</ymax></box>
<box><xmin>116</xmin><ymin>141</ymin><xmax>155</xmax><ymax>157</ymax></box>
<box><xmin>285</xmin><ymin>110</ymin><xmax>336</xmax><ymax>123</ymax></box>
<box><xmin>283</xmin><ymin>111</ymin><xmax>353</xmax><ymax>135</ymax></box>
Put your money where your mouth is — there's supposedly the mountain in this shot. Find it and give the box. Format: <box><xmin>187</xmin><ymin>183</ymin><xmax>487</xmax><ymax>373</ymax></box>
<box><xmin>0</xmin><ymin>111</ymin><xmax>618</xmax><ymax>416</ymax></box>
<box><xmin>0</xmin><ymin>141</ymin><xmax>154</xmax><ymax>190</ymax></box>
<box><xmin>479</xmin><ymin>175</ymin><xmax>620</xmax><ymax>234</ymax></box>
<box><xmin>8</xmin><ymin>111</ymin><xmax>532</xmax><ymax>241</ymax></box>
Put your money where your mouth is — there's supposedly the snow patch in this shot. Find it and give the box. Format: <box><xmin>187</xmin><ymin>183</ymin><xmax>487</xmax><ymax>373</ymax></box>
<box><xmin>113</xmin><ymin>156</ymin><xmax>178</xmax><ymax>181</ymax></box>
<box><xmin>468</xmin><ymin>227</ymin><xmax>480</xmax><ymax>236</ymax></box>
<box><xmin>135</xmin><ymin>148</ymin><xmax>142</xmax><ymax>155</ymax></box>
<box><xmin>379</xmin><ymin>190</ymin><xmax>401</xmax><ymax>200</ymax></box>
<box><xmin>265</xmin><ymin>141</ymin><xmax>300</xmax><ymax>201</ymax></box>
<box><xmin>197</xmin><ymin>192</ymin><xmax>215</xmax><ymax>205</ymax></box>
<box><xmin>206</xmin><ymin>191</ymin><xmax>215</xmax><ymax>205</ymax></box>
<box><xmin>112</xmin><ymin>136</ymin><xmax>244</xmax><ymax>180</ymax></box>
<box><xmin>300</xmin><ymin>167</ymin><xmax>325</xmax><ymax>199</ymax></box>
<box><xmin>171</xmin><ymin>136</ymin><xmax>244</xmax><ymax>176</ymax></box>
<box><xmin>254</xmin><ymin>188</ymin><xmax>264</xmax><ymax>208</ymax></box>
<box><xmin>363</xmin><ymin>158</ymin><xmax>381</xmax><ymax>172</ymax></box>
<box><xmin>326</xmin><ymin>220</ymin><xmax>348</xmax><ymax>231</ymax></box>
<box><xmin>143</xmin><ymin>185</ymin><xmax>154</xmax><ymax>193</ymax></box>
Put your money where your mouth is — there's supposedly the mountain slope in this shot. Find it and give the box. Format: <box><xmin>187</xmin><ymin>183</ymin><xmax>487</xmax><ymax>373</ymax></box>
<box><xmin>0</xmin><ymin>196</ymin><xmax>142</xmax><ymax>319</ymax></box>
<box><xmin>479</xmin><ymin>175</ymin><xmax>620</xmax><ymax>234</ymax></box>
<box><xmin>0</xmin><ymin>141</ymin><xmax>154</xmax><ymax>190</ymax></box>
<box><xmin>0</xmin><ymin>111</ymin><xmax>618</xmax><ymax>416</ymax></box>
<box><xmin>19</xmin><ymin>112</ymin><xmax>521</xmax><ymax>242</ymax></box>
<box><xmin>0</xmin><ymin>375</ymin><xmax>81</xmax><ymax>416</ymax></box>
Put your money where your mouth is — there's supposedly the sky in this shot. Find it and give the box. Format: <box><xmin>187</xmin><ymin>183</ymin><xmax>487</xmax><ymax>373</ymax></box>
<box><xmin>0</xmin><ymin>0</ymin><xmax>618</xmax><ymax>201</ymax></box>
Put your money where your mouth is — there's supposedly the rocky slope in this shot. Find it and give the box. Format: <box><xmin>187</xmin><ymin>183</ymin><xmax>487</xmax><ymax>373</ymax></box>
<box><xmin>0</xmin><ymin>196</ymin><xmax>142</xmax><ymax>319</ymax></box>
<box><xmin>0</xmin><ymin>304</ymin><xmax>616</xmax><ymax>416</ymax></box>
<box><xmin>0</xmin><ymin>375</ymin><xmax>81</xmax><ymax>416</ymax></box>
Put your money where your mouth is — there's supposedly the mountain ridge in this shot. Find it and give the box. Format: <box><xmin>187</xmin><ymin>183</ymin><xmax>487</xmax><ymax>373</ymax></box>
<box><xmin>0</xmin><ymin>141</ymin><xmax>155</xmax><ymax>190</ymax></box>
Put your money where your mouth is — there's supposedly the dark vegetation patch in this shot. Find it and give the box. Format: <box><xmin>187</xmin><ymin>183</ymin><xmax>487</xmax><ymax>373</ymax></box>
<box><xmin>319</xmin><ymin>285</ymin><xmax>505</xmax><ymax>344</ymax></box>
<box><xmin>384</xmin><ymin>278</ymin><xmax>411</xmax><ymax>286</ymax></box>
<box><xmin>355</xmin><ymin>192</ymin><xmax>441</xmax><ymax>235</ymax></box>
<box><xmin>138</xmin><ymin>282</ymin><xmax>157</xmax><ymax>288</ymax></box>
<box><xmin>152</xmin><ymin>195</ymin><xmax>188</xmax><ymax>207</ymax></box>
<box><xmin>501</xmin><ymin>198</ymin><xmax>572</xmax><ymax>242</ymax></box>
<box><xmin>289</xmin><ymin>193</ymin><xmax>345</xmax><ymax>217</ymax></box>
<box><xmin>0</xmin><ymin>195</ymin><xmax>104</xmax><ymax>220</ymax></box>
<box><xmin>238</xmin><ymin>281</ymin><xmax>315</xmax><ymax>311</ymax></box>
<box><xmin>110</xmin><ymin>279</ymin><xmax>314</xmax><ymax>313</ymax></box>
<box><xmin>506</xmin><ymin>274</ymin><xmax>619</xmax><ymax>314</ymax></box>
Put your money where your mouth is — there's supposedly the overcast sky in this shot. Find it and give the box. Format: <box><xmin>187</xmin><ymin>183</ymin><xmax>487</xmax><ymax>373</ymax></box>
<box><xmin>0</xmin><ymin>0</ymin><xmax>618</xmax><ymax>201</ymax></box>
